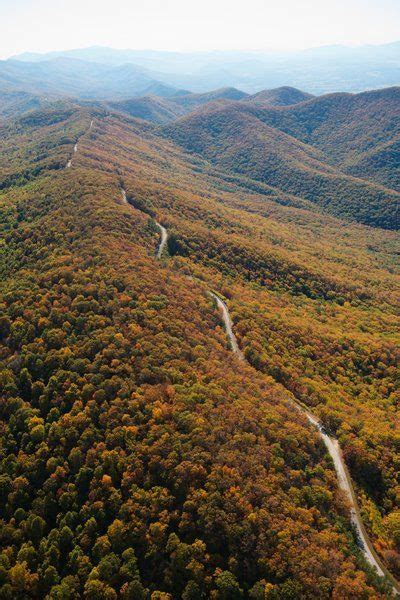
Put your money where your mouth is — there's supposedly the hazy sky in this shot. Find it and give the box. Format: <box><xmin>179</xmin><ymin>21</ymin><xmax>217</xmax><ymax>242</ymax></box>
<box><xmin>1</xmin><ymin>0</ymin><xmax>399</xmax><ymax>58</ymax></box>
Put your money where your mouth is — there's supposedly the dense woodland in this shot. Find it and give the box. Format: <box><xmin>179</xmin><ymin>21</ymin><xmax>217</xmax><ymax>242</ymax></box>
<box><xmin>0</xmin><ymin>93</ymin><xmax>398</xmax><ymax>598</ymax></box>
<box><xmin>163</xmin><ymin>92</ymin><xmax>399</xmax><ymax>229</ymax></box>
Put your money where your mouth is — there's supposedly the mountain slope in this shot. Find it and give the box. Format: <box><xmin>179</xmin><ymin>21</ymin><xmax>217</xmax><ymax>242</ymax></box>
<box><xmin>0</xmin><ymin>101</ymin><xmax>94</xmax><ymax>189</ymax></box>
<box><xmin>108</xmin><ymin>95</ymin><xmax>186</xmax><ymax>124</ymax></box>
<box><xmin>246</xmin><ymin>87</ymin><xmax>400</xmax><ymax>191</ymax></box>
<box><xmin>109</xmin><ymin>87</ymin><xmax>248</xmax><ymax>124</ymax></box>
<box><xmin>81</xmin><ymin>110</ymin><xmax>400</xmax><ymax>584</ymax></box>
<box><xmin>163</xmin><ymin>101</ymin><xmax>399</xmax><ymax>229</ymax></box>
<box><xmin>0</xmin><ymin>90</ymin><xmax>46</xmax><ymax>120</ymax></box>
<box><xmin>171</xmin><ymin>86</ymin><xmax>248</xmax><ymax>108</ymax></box>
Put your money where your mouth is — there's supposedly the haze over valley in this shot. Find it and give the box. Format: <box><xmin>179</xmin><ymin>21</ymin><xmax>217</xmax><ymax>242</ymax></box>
<box><xmin>2</xmin><ymin>42</ymin><xmax>400</xmax><ymax>96</ymax></box>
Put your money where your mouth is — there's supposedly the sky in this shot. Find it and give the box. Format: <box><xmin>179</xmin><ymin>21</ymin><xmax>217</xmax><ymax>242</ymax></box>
<box><xmin>1</xmin><ymin>0</ymin><xmax>399</xmax><ymax>59</ymax></box>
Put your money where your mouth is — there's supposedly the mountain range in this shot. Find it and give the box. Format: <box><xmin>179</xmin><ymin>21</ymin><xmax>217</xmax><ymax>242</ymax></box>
<box><xmin>1</xmin><ymin>72</ymin><xmax>398</xmax><ymax>229</ymax></box>
<box><xmin>0</xmin><ymin>44</ymin><xmax>399</xmax><ymax>598</ymax></box>
<box><xmin>162</xmin><ymin>86</ymin><xmax>399</xmax><ymax>228</ymax></box>
<box><xmin>3</xmin><ymin>41</ymin><xmax>400</xmax><ymax>95</ymax></box>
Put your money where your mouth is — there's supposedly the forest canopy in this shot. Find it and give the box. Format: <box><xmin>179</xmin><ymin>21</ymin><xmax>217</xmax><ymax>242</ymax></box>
<box><xmin>0</xmin><ymin>96</ymin><xmax>398</xmax><ymax>598</ymax></box>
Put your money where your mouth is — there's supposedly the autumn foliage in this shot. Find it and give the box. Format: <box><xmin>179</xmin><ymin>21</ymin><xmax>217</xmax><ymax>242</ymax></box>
<box><xmin>0</xmin><ymin>101</ymin><xmax>398</xmax><ymax>597</ymax></box>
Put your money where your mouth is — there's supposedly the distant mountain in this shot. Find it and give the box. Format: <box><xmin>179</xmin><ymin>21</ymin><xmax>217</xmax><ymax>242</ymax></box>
<box><xmin>171</xmin><ymin>87</ymin><xmax>248</xmax><ymax>108</ymax></box>
<box><xmin>136</xmin><ymin>81</ymin><xmax>188</xmax><ymax>99</ymax></box>
<box><xmin>163</xmin><ymin>91</ymin><xmax>399</xmax><ymax>229</ymax></box>
<box><xmin>11</xmin><ymin>42</ymin><xmax>400</xmax><ymax>94</ymax></box>
<box><xmin>0</xmin><ymin>57</ymin><xmax>185</xmax><ymax>100</ymax></box>
<box><xmin>12</xmin><ymin>46</ymin><xmax>203</xmax><ymax>69</ymax></box>
<box><xmin>244</xmin><ymin>86</ymin><xmax>314</xmax><ymax>106</ymax></box>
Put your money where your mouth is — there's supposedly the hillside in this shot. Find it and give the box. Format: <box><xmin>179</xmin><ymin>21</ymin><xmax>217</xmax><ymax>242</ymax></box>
<box><xmin>246</xmin><ymin>87</ymin><xmax>400</xmax><ymax>191</ymax></box>
<box><xmin>244</xmin><ymin>86</ymin><xmax>314</xmax><ymax>106</ymax></box>
<box><xmin>0</xmin><ymin>101</ymin><xmax>95</xmax><ymax>189</ymax></box>
<box><xmin>171</xmin><ymin>87</ymin><xmax>249</xmax><ymax>108</ymax></box>
<box><xmin>108</xmin><ymin>95</ymin><xmax>186</xmax><ymax>124</ymax></box>
<box><xmin>109</xmin><ymin>87</ymin><xmax>248</xmax><ymax>124</ymax></box>
<box><xmin>0</xmin><ymin>90</ymin><xmax>46</xmax><ymax>120</ymax></box>
<box><xmin>163</xmin><ymin>101</ymin><xmax>399</xmax><ymax>229</ymax></box>
<box><xmin>0</xmin><ymin>98</ymin><xmax>398</xmax><ymax>597</ymax></box>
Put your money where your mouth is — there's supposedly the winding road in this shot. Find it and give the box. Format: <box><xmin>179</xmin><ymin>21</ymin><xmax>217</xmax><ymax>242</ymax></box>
<box><xmin>120</xmin><ymin>179</ymin><xmax>398</xmax><ymax>594</ymax></box>
<box><xmin>209</xmin><ymin>292</ymin><xmax>245</xmax><ymax>360</ymax></box>
<box><xmin>211</xmin><ymin>293</ymin><xmax>400</xmax><ymax>595</ymax></box>
<box><xmin>66</xmin><ymin>119</ymin><xmax>94</xmax><ymax>169</ymax></box>
<box><xmin>120</xmin><ymin>188</ymin><xmax>167</xmax><ymax>259</ymax></box>
<box><xmin>155</xmin><ymin>222</ymin><xmax>168</xmax><ymax>258</ymax></box>
<box><xmin>66</xmin><ymin>142</ymin><xmax>78</xmax><ymax>169</ymax></box>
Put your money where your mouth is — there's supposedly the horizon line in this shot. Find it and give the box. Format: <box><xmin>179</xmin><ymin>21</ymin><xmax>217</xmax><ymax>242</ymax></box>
<box><xmin>3</xmin><ymin>38</ymin><xmax>400</xmax><ymax>61</ymax></box>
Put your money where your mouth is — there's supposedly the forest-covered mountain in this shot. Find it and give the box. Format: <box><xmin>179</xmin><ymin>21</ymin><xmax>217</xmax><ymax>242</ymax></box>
<box><xmin>108</xmin><ymin>88</ymin><xmax>248</xmax><ymax>125</ymax></box>
<box><xmin>0</xmin><ymin>90</ymin><xmax>47</xmax><ymax>120</ymax></box>
<box><xmin>163</xmin><ymin>88</ymin><xmax>399</xmax><ymax>229</ymax></box>
<box><xmin>108</xmin><ymin>87</ymin><xmax>312</xmax><ymax>124</ymax></box>
<box><xmin>235</xmin><ymin>87</ymin><xmax>400</xmax><ymax>191</ymax></box>
<box><xmin>0</xmin><ymin>79</ymin><xmax>399</xmax><ymax>599</ymax></box>
<box><xmin>242</xmin><ymin>86</ymin><xmax>314</xmax><ymax>106</ymax></box>
<box><xmin>106</xmin><ymin>85</ymin><xmax>400</xmax><ymax>229</ymax></box>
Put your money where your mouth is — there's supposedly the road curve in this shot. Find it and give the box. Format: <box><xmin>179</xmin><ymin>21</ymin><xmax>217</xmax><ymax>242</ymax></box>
<box><xmin>155</xmin><ymin>222</ymin><xmax>168</xmax><ymax>259</ymax></box>
<box><xmin>121</xmin><ymin>188</ymin><xmax>167</xmax><ymax>259</ymax></box>
<box><xmin>209</xmin><ymin>292</ymin><xmax>245</xmax><ymax>360</ymax></box>
<box><xmin>66</xmin><ymin>119</ymin><xmax>94</xmax><ymax>169</ymax></box>
<box><xmin>120</xmin><ymin>200</ymin><xmax>399</xmax><ymax>593</ymax></box>
<box><xmin>66</xmin><ymin>141</ymin><xmax>78</xmax><ymax>169</ymax></box>
<box><xmin>212</xmin><ymin>294</ymin><xmax>400</xmax><ymax>596</ymax></box>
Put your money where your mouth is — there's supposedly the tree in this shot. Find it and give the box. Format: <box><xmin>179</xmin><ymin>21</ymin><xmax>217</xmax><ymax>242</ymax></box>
<box><xmin>9</xmin><ymin>561</ymin><xmax>38</xmax><ymax>596</ymax></box>
<box><xmin>0</xmin><ymin>315</ymin><xmax>11</xmax><ymax>340</ymax></box>
<box><xmin>214</xmin><ymin>570</ymin><xmax>243</xmax><ymax>600</ymax></box>
<box><xmin>26</xmin><ymin>515</ymin><xmax>46</xmax><ymax>546</ymax></box>
<box><xmin>384</xmin><ymin>511</ymin><xmax>400</xmax><ymax>551</ymax></box>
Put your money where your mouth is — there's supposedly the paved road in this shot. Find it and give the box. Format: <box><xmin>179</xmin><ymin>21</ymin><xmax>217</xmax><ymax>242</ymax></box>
<box><xmin>211</xmin><ymin>293</ymin><xmax>400</xmax><ymax>595</ymax></box>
